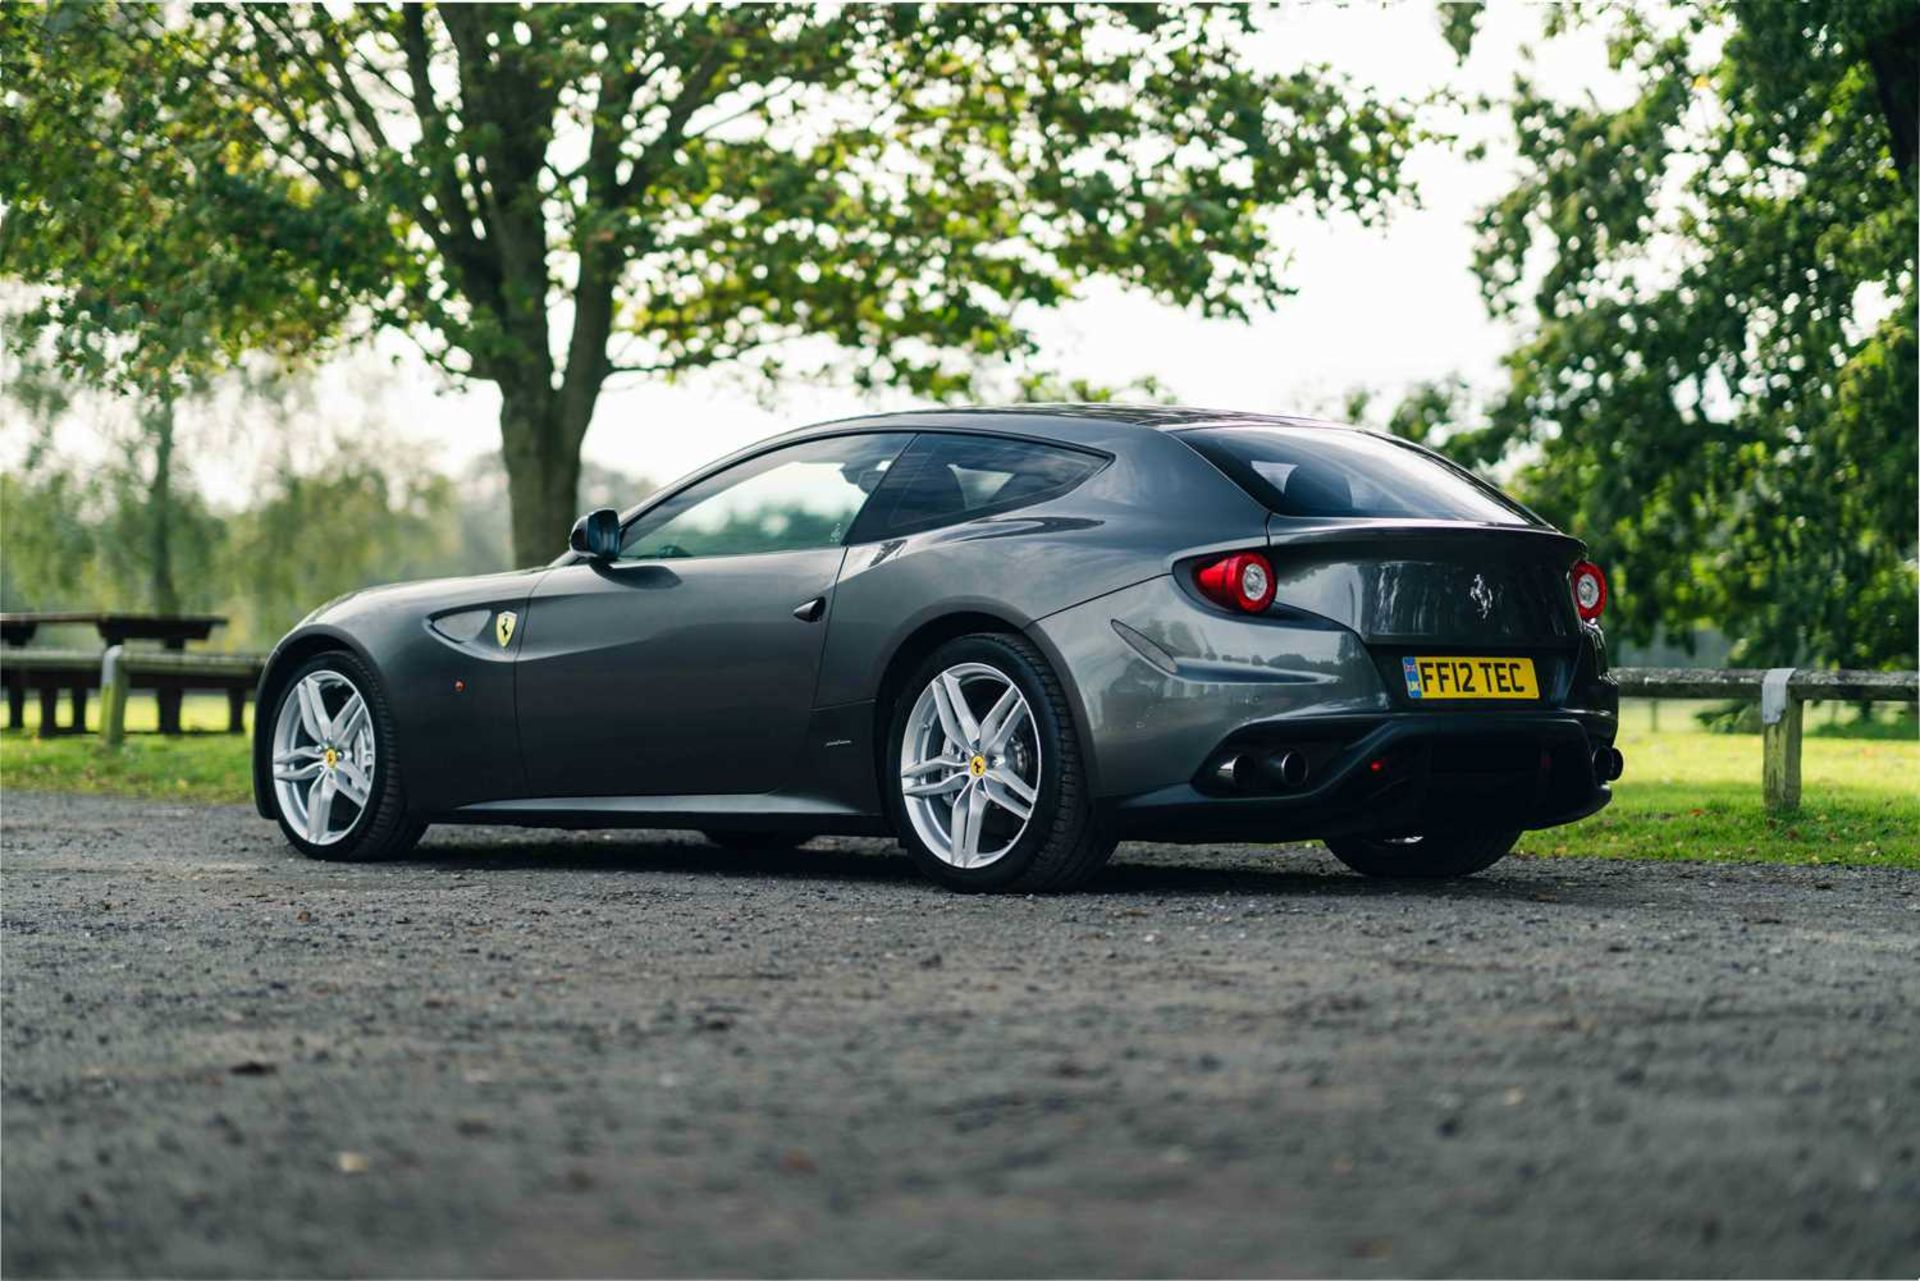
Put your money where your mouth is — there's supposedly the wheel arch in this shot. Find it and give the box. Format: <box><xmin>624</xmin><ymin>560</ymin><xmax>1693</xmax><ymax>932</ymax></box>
<box><xmin>867</xmin><ymin>608</ymin><xmax>1101</xmax><ymax>813</ymax></box>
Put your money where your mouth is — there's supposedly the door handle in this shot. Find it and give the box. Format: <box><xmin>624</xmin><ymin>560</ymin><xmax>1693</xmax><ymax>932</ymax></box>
<box><xmin>792</xmin><ymin>596</ymin><xmax>826</xmax><ymax>623</ymax></box>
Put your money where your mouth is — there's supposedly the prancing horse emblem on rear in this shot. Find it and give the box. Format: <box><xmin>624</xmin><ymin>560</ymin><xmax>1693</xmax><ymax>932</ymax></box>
<box><xmin>1469</xmin><ymin>574</ymin><xmax>1493</xmax><ymax>619</ymax></box>
<box><xmin>495</xmin><ymin>611</ymin><xmax>517</xmax><ymax>648</ymax></box>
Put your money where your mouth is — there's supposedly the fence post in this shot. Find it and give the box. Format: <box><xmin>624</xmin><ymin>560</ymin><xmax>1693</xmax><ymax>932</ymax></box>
<box><xmin>100</xmin><ymin>645</ymin><xmax>128</xmax><ymax>748</ymax></box>
<box><xmin>1759</xmin><ymin>667</ymin><xmax>1801</xmax><ymax>812</ymax></box>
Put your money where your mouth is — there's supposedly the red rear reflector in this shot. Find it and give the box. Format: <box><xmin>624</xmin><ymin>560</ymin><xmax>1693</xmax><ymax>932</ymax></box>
<box><xmin>1195</xmin><ymin>551</ymin><xmax>1276</xmax><ymax>614</ymax></box>
<box><xmin>1570</xmin><ymin>560</ymin><xmax>1607</xmax><ymax>622</ymax></box>
<box><xmin>1369</xmin><ymin>758</ymin><xmax>1387</xmax><ymax>774</ymax></box>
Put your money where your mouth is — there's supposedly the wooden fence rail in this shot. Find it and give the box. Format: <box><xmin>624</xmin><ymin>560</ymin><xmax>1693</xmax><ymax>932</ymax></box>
<box><xmin>1612</xmin><ymin>666</ymin><xmax>1918</xmax><ymax>811</ymax></box>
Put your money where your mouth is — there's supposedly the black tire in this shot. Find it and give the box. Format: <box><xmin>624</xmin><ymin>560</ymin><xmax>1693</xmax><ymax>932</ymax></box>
<box><xmin>886</xmin><ymin>632</ymin><xmax>1114</xmax><ymax>893</ymax></box>
<box><xmin>266</xmin><ymin>651</ymin><xmax>424</xmax><ymax>863</ymax></box>
<box><xmin>703</xmin><ymin>830</ymin><xmax>812</xmax><ymax>851</ymax></box>
<box><xmin>1323</xmin><ymin>829</ymin><xmax>1519</xmax><ymax>879</ymax></box>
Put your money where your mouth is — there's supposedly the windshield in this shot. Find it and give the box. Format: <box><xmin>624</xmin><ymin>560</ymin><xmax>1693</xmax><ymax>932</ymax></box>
<box><xmin>1178</xmin><ymin>425</ymin><xmax>1538</xmax><ymax>526</ymax></box>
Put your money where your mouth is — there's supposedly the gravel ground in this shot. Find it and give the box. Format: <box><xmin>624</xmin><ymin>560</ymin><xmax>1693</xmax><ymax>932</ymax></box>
<box><xmin>2</xmin><ymin>790</ymin><xmax>1916</xmax><ymax>1279</ymax></box>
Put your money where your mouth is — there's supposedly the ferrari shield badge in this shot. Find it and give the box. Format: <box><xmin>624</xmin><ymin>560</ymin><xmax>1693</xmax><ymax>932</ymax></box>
<box><xmin>494</xmin><ymin>610</ymin><xmax>517</xmax><ymax>648</ymax></box>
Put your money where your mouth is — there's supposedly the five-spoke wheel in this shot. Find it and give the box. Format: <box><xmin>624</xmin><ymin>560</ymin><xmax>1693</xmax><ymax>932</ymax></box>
<box><xmin>272</xmin><ymin>669</ymin><xmax>375</xmax><ymax>846</ymax></box>
<box><xmin>888</xmin><ymin>633</ymin><xmax>1114</xmax><ymax>892</ymax></box>
<box><xmin>899</xmin><ymin>661</ymin><xmax>1041</xmax><ymax>869</ymax></box>
<box><xmin>267</xmin><ymin>653</ymin><xmax>422</xmax><ymax>862</ymax></box>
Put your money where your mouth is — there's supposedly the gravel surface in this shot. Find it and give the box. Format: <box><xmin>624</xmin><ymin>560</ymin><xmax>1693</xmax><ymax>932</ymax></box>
<box><xmin>3</xmin><ymin>790</ymin><xmax>1917</xmax><ymax>1278</ymax></box>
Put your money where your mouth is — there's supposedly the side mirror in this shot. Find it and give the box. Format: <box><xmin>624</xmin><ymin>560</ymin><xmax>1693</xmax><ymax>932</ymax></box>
<box><xmin>568</xmin><ymin>508</ymin><xmax>621</xmax><ymax>560</ymax></box>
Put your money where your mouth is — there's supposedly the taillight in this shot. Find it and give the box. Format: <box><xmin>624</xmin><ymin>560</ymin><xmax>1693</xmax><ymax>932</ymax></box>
<box><xmin>1195</xmin><ymin>551</ymin><xmax>1276</xmax><ymax>614</ymax></box>
<box><xmin>1570</xmin><ymin>560</ymin><xmax>1607</xmax><ymax>622</ymax></box>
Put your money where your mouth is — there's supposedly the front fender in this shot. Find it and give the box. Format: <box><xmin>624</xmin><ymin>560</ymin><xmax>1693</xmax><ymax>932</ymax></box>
<box><xmin>251</xmin><ymin>569</ymin><xmax>546</xmax><ymax>821</ymax></box>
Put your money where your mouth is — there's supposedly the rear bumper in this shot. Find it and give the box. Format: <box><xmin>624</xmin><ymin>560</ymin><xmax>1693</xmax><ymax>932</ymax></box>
<box><xmin>1106</xmin><ymin>710</ymin><xmax>1614</xmax><ymax>843</ymax></box>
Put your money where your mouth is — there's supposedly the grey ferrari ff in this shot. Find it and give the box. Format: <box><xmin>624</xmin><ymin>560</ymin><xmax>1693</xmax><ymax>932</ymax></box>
<box><xmin>252</xmin><ymin>406</ymin><xmax>1621</xmax><ymax>892</ymax></box>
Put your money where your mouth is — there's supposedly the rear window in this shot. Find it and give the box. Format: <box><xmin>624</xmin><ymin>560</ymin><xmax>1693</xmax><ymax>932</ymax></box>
<box><xmin>1179</xmin><ymin>425</ymin><xmax>1537</xmax><ymax>526</ymax></box>
<box><xmin>849</xmin><ymin>433</ymin><xmax>1106</xmax><ymax>540</ymax></box>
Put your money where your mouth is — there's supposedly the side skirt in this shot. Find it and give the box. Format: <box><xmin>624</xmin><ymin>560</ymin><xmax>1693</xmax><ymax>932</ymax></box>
<box><xmin>436</xmin><ymin>792</ymin><xmax>892</xmax><ymax>836</ymax></box>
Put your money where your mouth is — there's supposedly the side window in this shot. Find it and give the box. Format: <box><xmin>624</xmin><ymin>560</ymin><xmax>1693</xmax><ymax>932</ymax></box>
<box><xmin>849</xmin><ymin>433</ymin><xmax>1106</xmax><ymax>541</ymax></box>
<box><xmin>620</xmin><ymin>433</ymin><xmax>911</xmax><ymax>561</ymax></box>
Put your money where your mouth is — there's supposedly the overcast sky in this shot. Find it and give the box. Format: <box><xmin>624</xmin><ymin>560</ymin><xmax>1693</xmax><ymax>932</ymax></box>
<box><xmin>7</xmin><ymin>2</ymin><xmax>1623</xmax><ymax>505</ymax></box>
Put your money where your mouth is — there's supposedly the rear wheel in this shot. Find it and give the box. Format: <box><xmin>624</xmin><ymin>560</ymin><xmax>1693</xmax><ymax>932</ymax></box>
<box><xmin>1323</xmin><ymin>829</ymin><xmax>1518</xmax><ymax>879</ymax></box>
<box><xmin>887</xmin><ymin>633</ymin><xmax>1113</xmax><ymax>893</ymax></box>
<box><xmin>268</xmin><ymin>652</ymin><xmax>423</xmax><ymax>862</ymax></box>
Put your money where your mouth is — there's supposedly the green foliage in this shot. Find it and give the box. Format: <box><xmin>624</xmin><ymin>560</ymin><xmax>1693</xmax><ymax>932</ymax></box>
<box><xmin>2</xmin><ymin>4</ymin><xmax>1421</xmax><ymax>564</ymax></box>
<box><xmin>0</xmin><ymin>5</ymin><xmax>368</xmax><ymax>393</ymax></box>
<box><xmin>1439</xmin><ymin>3</ymin><xmax>1486</xmax><ymax>63</ymax></box>
<box><xmin>1458</xmin><ymin>0</ymin><xmax>1919</xmax><ymax>668</ymax></box>
<box><xmin>217</xmin><ymin>445</ymin><xmax>468</xmax><ymax>644</ymax></box>
<box><xmin>0</xmin><ymin>461</ymin><xmax>223</xmax><ymax>615</ymax></box>
<box><xmin>0</xmin><ymin>440</ymin><xmax>500</xmax><ymax>649</ymax></box>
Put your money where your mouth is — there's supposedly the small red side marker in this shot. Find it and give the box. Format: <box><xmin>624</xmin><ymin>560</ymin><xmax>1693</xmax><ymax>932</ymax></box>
<box><xmin>453</xmin><ymin>680</ymin><xmax>466</xmax><ymax>693</ymax></box>
<box><xmin>1369</xmin><ymin>758</ymin><xmax>1387</xmax><ymax>774</ymax></box>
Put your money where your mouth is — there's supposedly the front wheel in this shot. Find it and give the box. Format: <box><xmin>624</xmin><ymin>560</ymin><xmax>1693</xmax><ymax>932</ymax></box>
<box><xmin>1323</xmin><ymin>829</ymin><xmax>1519</xmax><ymax>879</ymax></box>
<box><xmin>887</xmin><ymin>633</ymin><xmax>1114</xmax><ymax>893</ymax></box>
<box><xmin>267</xmin><ymin>652</ymin><xmax>423</xmax><ymax>862</ymax></box>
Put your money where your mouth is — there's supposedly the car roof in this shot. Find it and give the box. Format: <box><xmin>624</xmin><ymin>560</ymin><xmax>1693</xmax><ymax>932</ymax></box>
<box><xmin>804</xmin><ymin>403</ymin><xmax>1349</xmax><ymax>435</ymax></box>
<box><xmin>624</xmin><ymin>403</ymin><xmax>1365</xmax><ymax>526</ymax></box>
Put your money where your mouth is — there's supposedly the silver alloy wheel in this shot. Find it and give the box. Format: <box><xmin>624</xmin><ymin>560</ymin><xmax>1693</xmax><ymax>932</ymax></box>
<box><xmin>899</xmin><ymin>661</ymin><xmax>1041</xmax><ymax>869</ymax></box>
<box><xmin>271</xmin><ymin>670</ymin><xmax>376</xmax><ymax>847</ymax></box>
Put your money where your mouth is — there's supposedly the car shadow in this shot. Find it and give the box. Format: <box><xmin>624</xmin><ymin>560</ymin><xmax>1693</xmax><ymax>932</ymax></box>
<box><xmin>401</xmin><ymin>830</ymin><xmax>1580</xmax><ymax>905</ymax></box>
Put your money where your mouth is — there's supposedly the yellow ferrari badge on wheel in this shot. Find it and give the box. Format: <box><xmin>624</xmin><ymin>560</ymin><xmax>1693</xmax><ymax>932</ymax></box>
<box><xmin>495</xmin><ymin>611</ymin><xmax>517</xmax><ymax>648</ymax></box>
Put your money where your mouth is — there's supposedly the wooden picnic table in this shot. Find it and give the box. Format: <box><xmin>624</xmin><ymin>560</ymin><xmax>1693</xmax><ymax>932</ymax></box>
<box><xmin>0</xmin><ymin>613</ymin><xmax>229</xmax><ymax>734</ymax></box>
<box><xmin>0</xmin><ymin>612</ymin><xmax>225</xmax><ymax>650</ymax></box>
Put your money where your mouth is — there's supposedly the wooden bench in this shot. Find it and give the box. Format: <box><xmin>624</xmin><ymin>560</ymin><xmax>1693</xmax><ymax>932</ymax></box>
<box><xmin>0</xmin><ymin>648</ymin><xmax>104</xmax><ymax>737</ymax></box>
<box><xmin>1</xmin><ymin>613</ymin><xmax>230</xmax><ymax>734</ymax></box>
<box><xmin>1</xmin><ymin>647</ymin><xmax>265</xmax><ymax>738</ymax></box>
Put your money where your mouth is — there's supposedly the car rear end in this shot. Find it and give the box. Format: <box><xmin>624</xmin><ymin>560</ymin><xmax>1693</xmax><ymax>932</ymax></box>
<box><xmin>1030</xmin><ymin>419</ymin><xmax>1619</xmax><ymax>844</ymax></box>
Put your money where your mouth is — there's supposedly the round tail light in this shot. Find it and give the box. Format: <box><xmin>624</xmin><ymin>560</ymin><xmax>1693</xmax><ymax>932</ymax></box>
<box><xmin>1571</xmin><ymin>560</ymin><xmax>1607</xmax><ymax>622</ymax></box>
<box><xmin>1196</xmin><ymin>551</ymin><xmax>1277</xmax><ymax>614</ymax></box>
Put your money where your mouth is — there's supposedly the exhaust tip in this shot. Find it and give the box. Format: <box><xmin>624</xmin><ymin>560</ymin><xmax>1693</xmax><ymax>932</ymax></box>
<box><xmin>1269</xmin><ymin>749</ymin><xmax>1309</xmax><ymax>789</ymax></box>
<box><xmin>1592</xmin><ymin>747</ymin><xmax>1624</xmax><ymax>782</ymax></box>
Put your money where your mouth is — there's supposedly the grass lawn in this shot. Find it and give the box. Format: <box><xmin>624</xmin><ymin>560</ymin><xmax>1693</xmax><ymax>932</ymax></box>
<box><xmin>2</xmin><ymin>695</ymin><xmax>1914</xmax><ymax>868</ymax></box>
<box><xmin>1517</xmin><ymin>710</ymin><xmax>1918</xmax><ymax>870</ymax></box>
<box><xmin>0</xmin><ymin>694</ymin><xmax>254</xmax><ymax>803</ymax></box>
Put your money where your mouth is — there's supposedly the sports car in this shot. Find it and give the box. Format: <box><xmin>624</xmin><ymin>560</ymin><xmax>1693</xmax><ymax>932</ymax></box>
<box><xmin>253</xmin><ymin>406</ymin><xmax>1621</xmax><ymax>891</ymax></box>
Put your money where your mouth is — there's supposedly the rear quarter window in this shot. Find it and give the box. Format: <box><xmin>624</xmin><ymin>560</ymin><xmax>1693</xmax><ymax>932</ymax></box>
<box><xmin>1178</xmin><ymin>425</ymin><xmax>1538</xmax><ymax>526</ymax></box>
<box><xmin>849</xmin><ymin>433</ymin><xmax>1107</xmax><ymax>540</ymax></box>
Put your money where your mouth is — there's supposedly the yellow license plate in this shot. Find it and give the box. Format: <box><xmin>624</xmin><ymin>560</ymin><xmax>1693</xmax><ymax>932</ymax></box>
<box><xmin>1403</xmin><ymin>656</ymin><xmax>1538</xmax><ymax>701</ymax></box>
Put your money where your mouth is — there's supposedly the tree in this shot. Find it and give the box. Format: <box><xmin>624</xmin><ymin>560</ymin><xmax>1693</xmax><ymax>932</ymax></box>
<box><xmin>4</xmin><ymin>4</ymin><xmax>1420</xmax><ymax>566</ymax></box>
<box><xmin>1</xmin><ymin>4</ymin><xmax>376</xmax><ymax>610</ymax></box>
<box><xmin>1436</xmin><ymin>0</ymin><xmax>1918</xmax><ymax>668</ymax></box>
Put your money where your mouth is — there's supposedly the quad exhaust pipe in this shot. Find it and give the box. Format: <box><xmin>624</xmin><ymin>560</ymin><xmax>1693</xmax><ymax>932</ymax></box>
<box><xmin>1217</xmin><ymin>743</ymin><xmax>1620</xmax><ymax>793</ymax></box>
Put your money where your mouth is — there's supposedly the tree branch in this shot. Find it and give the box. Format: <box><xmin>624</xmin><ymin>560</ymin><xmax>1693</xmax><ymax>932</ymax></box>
<box><xmin>616</xmin><ymin>41</ymin><xmax>733</xmax><ymax>203</ymax></box>
<box><xmin>398</xmin><ymin>5</ymin><xmax>504</xmax><ymax>325</ymax></box>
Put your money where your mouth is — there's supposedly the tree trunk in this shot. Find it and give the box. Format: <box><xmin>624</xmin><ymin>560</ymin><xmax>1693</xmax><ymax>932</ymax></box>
<box><xmin>1868</xmin><ymin>12</ymin><xmax>1919</xmax><ymax>180</ymax></box>
<box><xmin>499</xmin><ymin>384</ymin><xmax>586</xmax><ymax>568</ymax></box>
<box><xmin>147</xmin><ymin>397</ymin><xmax>179</xmax><ymax>615</ymax></box>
